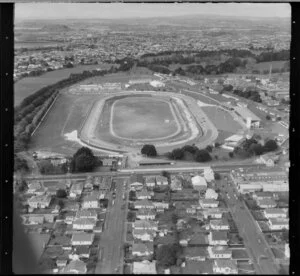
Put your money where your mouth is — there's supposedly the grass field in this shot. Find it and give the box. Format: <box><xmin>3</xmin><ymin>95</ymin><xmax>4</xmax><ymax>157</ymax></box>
<box><xmin>14</xmin><ymin>63</ymin><xmax>114</xmax><ymax>107</ymax></box>
<box><xmin>252</xmin><ymin>61</ymin><xmax>287</xmax><ymax>71</ymax></box>
<box><xmin>201</xmin><ymin>106</ymin><xmax>241</xmax><ymax>133</ymax></box>
<box><xmin>112</xmin><ymin>96</ymin><xmax>179</xmax><ymax>140</ymax></box>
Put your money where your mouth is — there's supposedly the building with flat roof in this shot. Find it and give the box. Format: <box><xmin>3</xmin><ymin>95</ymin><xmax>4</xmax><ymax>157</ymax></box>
<box><xmin>234</xmin><ymin>106</ymin><xmax>261</xmax><ymax>128</ymax></box>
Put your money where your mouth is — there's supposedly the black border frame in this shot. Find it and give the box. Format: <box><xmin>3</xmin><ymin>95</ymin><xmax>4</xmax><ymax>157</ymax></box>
<box><xmin>0</xmin><ymin>2</ymin><xmax>299</xmax><ymax>275</ymax></box>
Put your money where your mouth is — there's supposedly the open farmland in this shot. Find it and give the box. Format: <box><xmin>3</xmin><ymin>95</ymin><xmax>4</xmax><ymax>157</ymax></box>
<box><xmin>112</xmin><ymin>96</ymin><xmax>179</xmax><ymax>140</ymax></box>
<box><xmin>14</xmin><ymin>63</ymin><xmax>114</xmax><ymax>107</ymax></box>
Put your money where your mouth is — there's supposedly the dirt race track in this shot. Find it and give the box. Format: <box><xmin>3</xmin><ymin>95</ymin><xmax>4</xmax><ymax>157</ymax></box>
<box><xmin>79</xmin><ymin>90</ymin><xmax>218</xmax><ymax>153</ymax></box>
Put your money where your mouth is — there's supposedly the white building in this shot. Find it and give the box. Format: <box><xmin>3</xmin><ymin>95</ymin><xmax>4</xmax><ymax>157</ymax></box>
<box><xmin>268</xmin><ymin>218</ymin><xmax>289</xmax><ymax>230</ymax></box>
<box><xmin>213</xmin><ymin>260</ymin><xmax>238</xmax><ymax>274</ymax></box>
<box><xmin>263</xmin><ymin>208</ymin><xmax>287</xmax><ymax>219</ymax></box>
<box><xmin>199</xmin><ymin>199</ymin><xmax>219</xmax><ymax>208</ymax></box>
<box><xmin>71</xmin><ymin>233</ymin><xmax>94</xmax><ymax>246</ymax></box>
<box><xmin>204</xmin><ymin>167</ymin><xmax>215</xmax><ymax>182</ymax></box>
<box><xmin>72</xmin><ymin>218</ymin><xmax>96</xmax><ymax>230</ymax></box>
<box><xmin>191</xmin><ymin>175</ymin><xmax>207</xmax><ymax>190</ymax></box>
<box><xmin>208</xmin><ymin>246</ymin><xmax>232</xmax><ymax>259</ymax></box>
<box><xmin>205</xmin><ymin>189</ymin><xmax>218</xmax><ymax>200</ymax></box>
<box><xmin>133</xmin><ymin>260</ymin><xmax>157</xmax><ymax>274</ymax></box>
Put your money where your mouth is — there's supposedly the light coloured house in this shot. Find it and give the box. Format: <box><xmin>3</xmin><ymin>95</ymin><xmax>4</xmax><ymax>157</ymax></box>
<box><xmin>256</xmin><ymin>198</ymin><xmax>277</xmax><ymax>209</ymax></box>
<box><xmin>213</xmin><ymin>260</ymin><xmax>238</xmax><ymax>274</ymax></box>
<box><xmin>136</xmin><ymin>209</ymin><xmax>156</xmax><ymax>220</ymax></box>
<box><xmin>133</xmin><ymin>220</ymin><xmax>158</xmax><ymax>231</ymax></box>
<box><xmin>82</xmin><ymin>194</ymin><xmax>99</xmax><ymax>209</ymax></box>
<box><xmin>72</xmin><ymin>218</ymin><xmax>96</xmax><ymax>230</ymax></box>
<box><xmin>263</xmin><ymin>208</ymin><xmax>287</xmax><ymax>219</ymax></box>
<box><xmin>133</xmin><ymin>260</ymin><xmax>157</xmax><ymax>274</ymax></box>
<box><xmin>267</xmin><ymin>218</ymin><xmax>289</xmax><ymax>230</ymax></box>
<box><xmin>203</xmin><ymin>209</ymin><xmax>223</xmax><ymax>219</ymax></box>
<box><xmin>208</xmin><ymin>246</ymin><xmax>232</xmax><ymax>259</ymax></box>
<box><xmin>145</xmin><ymin>176</ymin><xmax>156</xmax><ymax>187</ymax></box>
<box><xmin>75</xmin><ymin>209</ymin><xmax>98</xmax><ymax>220</ymax></box>
<box><xmin>153</xmin><ymin>201</ymin><xmax>169</xmax><ymax>210</ymax></box>
<box><xmin>132</xmin><ymin>229</ymin><xmax>156</xmax><ymax>241</ymax></box>
<box><xmin>134</xmin><ymin>199</ymin><xmax>155</xmax><ymax>209</ymax></box>
<box><xmin>27</xmin><ymin>195</ymin><xmax>52</xmax><ymax>209</ymax></box>
<box><xmin>130</xmin><ymin>182</ymin><xmax>144</xmax><ymax>191</ymax></box>
<box><xmin>132</xmin><ymin>243</ymin><xmax>154</xmax><ymax>257</ymax></box>
<box><xmin>252</xmin><ymin>191</ymin><xmax>274</xmax><ymax>200</ymax></box>
<box><xmin>27</xmin><ymin>182</ymin><xmax>42</xmax><ymax>194</ymax></box>
<box><xmin>210</xmin><ymin>219</ymin><xmax>230</xmax><ymax>230</ymax></box>
<box><xmin>69</xmin><ymin>183</ymin><xmax>84</xmax><ymax>198</ymax></box>
<box><xmin>191</xmin><ymin>175</ymin><xmax>207</xmax><ymax>191</ymax></box>
<box><xmin>205</xmin><ymin>188</ymin><xmax>218</xmax><ymax>200</ymax></box>
<box><xmin>285</xmin><ymin>243</ymin><xmax>290</xmax><ymax>258</ymax></box>
<box><xmin>208</xmin><ymin>231</ymin><xmax>228</xmax><ymax>246</ymax></box>
<box><xmin>156</xmin><ymin>176</ymin><xmax>168</xmax><ymax>186</ymax></box>
<box><xmin>199</xmin><ymin>199</ymin><xmax>219</xmax><ymax>208</ymax></box>
<box><xmin>136</xmin><ymin>188</ymin><xmax>153</xmax><ymax>200</ymax></box>
<box><xmin>204</xmin><ymin>167</ymin><xmax>215</xmax><ymax>182</ymax></box>
<box><xmin>71</xmin><ymin>233</ymin><xmax>94</xmax><ymax>246</ymax></box>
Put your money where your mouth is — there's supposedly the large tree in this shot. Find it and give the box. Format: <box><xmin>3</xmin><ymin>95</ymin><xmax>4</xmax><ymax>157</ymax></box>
<box><xmin>171</xmin><ymin>148</ymin><xmax>184</xmax><ymax>160</ymax></box>
<box><xmin>70</xmin><ymin>147</ymin><xmax>97</xmax><ymax>172</ymax></box>
<box><xmin>195</xmin><ymin>149</ymin><xmax>212</xmax><ymax>162</ymax></box>
<box><xmin>141</xmin><ymin>144</ymin><xmax>157</xmax><ymax>157</ymax></box>
<box><xmin>263</xmin><ymin>139</ymin><xmax>278</xmax><ymax>152</ymax></box>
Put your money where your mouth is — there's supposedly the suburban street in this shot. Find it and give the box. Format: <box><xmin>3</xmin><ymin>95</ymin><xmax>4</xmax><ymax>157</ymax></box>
<box><xmin>95</xmin><ymin>177</ymin><xmax>128</xmax><ymax>274</ymax></box>
<box><xmin>219</xmin><ymin>175</ymin><xmax>279</xmax><ymax>274</ymax></box>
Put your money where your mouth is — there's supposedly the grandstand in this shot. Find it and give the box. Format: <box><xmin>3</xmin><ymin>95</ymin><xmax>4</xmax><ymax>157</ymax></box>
<box><xmin>234</xmin><ymin>106</ymin><xmax>261</xmax><ymax>129</ymax></box>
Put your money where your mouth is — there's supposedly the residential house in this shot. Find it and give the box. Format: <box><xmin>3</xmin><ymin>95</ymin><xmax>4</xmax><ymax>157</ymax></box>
<box><xmin>205</xmin><ymin>189</ymin><xmax>218</xmax><ymax>200</ymax></box>
<box><xmin>136</xmin><ymin>209</ymin><xmax>156</xmax><ymax>220</ymax></box>
<box><xmin>199</xmin><ymin>199</ymin><xmax>219</xmax><ymax>208</ymax></box>
<box><xmin>75</xmin><ymin>246</ymin><xmax>91</xmax><ymax>259</ymax></box>
<box><xmin>213</xmin><ymin>260</ymin><xmax>238</xmax><ymax>274</ymax></box>
<box><xmin>28</xmin><ymin>195</ymin><xmax>52</xmax><ymax>209</ymax></box>
<box><xmin>131</xmin><ymin>182</ymin><xmax>144</xmax><ymax>191</ymax></box>
<box><xmin>183</xmin><ymin>247</ymin><xmax>208</xmax><ymax>261</ymax></box>
<box><xmin>256</xmin><ymin>198</ymin><xmax>277</xmax><ymax>209</ymax></box>
<box><xmin>156</xmin><ymin>176</ymin><xmax>168</xmax><ymax>186</ymax></box>
<box><xmin>23</xmin><ymin>214</ymin><xmax>44</xmax><ymax>225</ymax></box>
<box><xmin>210</xmin><ymin>219</ymin><xmax>230</xmax><ymax>230</ymax></box>
<box><xmin>82</xmin><ymin>194</ymin><xmax>99</xmax><ymax>209</ymax></box>
<box><xmin>130</xmin><ymin>174</ymin><xmax>144</xmax><ymax>185</ymax></box>
<box><xmin>181</xmin><ymin>260</ymin><xmax>213</xmax><ymax>274</ymax></box>
<box><xmin>204</xmin><ymin>167</ymin><xmax>215</xmax><ymax>182</ymax></box>
<box><xmin>76</xmin><ymin>209</ymin><xmax>98</xmax><ymax>220</ymax></box>
<box><xmin>203</xmin><ymin>209</ymin><xmax>223</xmax><ymax>219</ymax></box>
<box><xmin>132</xmin><ymin>243</ymin><xmax>154</xmax><ymax>257</ymax></box>
<box><xmin>136</xmin><ymin>188</ymin><xmax>153</xmax><ymax>200</ymax></box>
<box><xmin>65</xmin><ymin>211</ymin><xmax>76</xmax><ymax>224</ymax></box>
<box><xmin>133</xmin><ymin>260</ymin><xmax>156</xmax><ymax>274</ymax></box>
<box><xmin>60</xmin><ymin>259</ymin><xmax>87</xmax><ymax>274</ymax></box>
<box><xmin>191</xmin><ymin>175</ymin><xmax>207</xmax><ymax>191</ymax></box>
<box><xmin>170</xmin><ymin>176</ymin><xmax>183</xmax><ymax>191</ymax></box>
<box><xmin>263</xmin><ymin>208</ymin><xmax>287</xmax><ymax>219</ymax></box>
<box><xmin>102</xmin><ymin>158</ymin><xmax>116</xmax><ymax>167</ymax></box>
<box><xmin>153</xmin><ymin>201</ymin><xmax>169</xmax><ymax>210</ymax></box>
<box><xmin>27</xmin><ymin>182</ymin><xmax>41</xmax><ymax>194</ymax></box>
<box><xmin>132</xmin><ymin>229</ymin><xmax>156</xmax><ymax>241</ymax></box>
<box><xmin>208</xmin><ymin>231</ymin><xmax>228</xmax><ymax>246</ymax></box>
<box><xmin>252</xmin><ymin>191</ymin><xmax>275</xmax><ymax>200</ymax></box>
<box><xmin>134</xmin><ymin>199</ymin><xmax>155</xmax><ymax>209</ymax></box>
<box><xmin>34</xmin><ymin>186</ymin><xmax>47</xmax><ymax>196</ymax></box>
<box><xmin>71</xmin><ymin>233</ymin><xmax>94</xmax><ymax>246</ymax></box>
<box><xmin>256</xmin><ymin>153</ymin><xmax>279</xmax><ymax>167</ymax></box>
<box><xmin>73</xmin><ymin>218</ymin><xmax>96</xmax><ymax>230</ymax></box>
<box><xmin>171</xmin><ymin>189</ymin><xmax>199</xmax><ymax>201</ymax></box>
<box><xmin>69</xmin><ymin>183</ymin><xmax>84</xmax><ymax>198</ymax></box>
<box><xmin>267</xmin><ymin>218</ymin><xmax>289</xmax><ymax>230</ymax></box>
<box><xmin>64</xmin><ymin>202</ymin><xmax>80</xmax><ymax>212</ymax></box>
<box><xmin>56</xmin><ymin>259</ymin><xmax>68</xmax><ymax>268</ymax></box>
<box><xmin>133</xmin><ymin>220</ymin><xmax>158</xmax><ymax>231</ymax></box>
<box><xmin>208</xmin><ymin>246</ymin><xmax>232</xmax><ymax>259</ymax></box>
<box><xmin>145</xmin><ymin>176</ymin><xmax>156</xmax><ymax>188</ymax></box>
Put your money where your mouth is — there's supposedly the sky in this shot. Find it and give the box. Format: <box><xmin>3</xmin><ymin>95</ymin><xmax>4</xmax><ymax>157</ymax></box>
<box><xmin>15</xmin><ymin>3</ymin><xmax>291</xmax><ymax>20</ymax></box>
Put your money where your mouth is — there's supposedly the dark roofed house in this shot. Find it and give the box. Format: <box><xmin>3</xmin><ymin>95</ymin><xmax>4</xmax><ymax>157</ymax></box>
<box><xmin>75</xmin><ymin>246</ymin><xmax>91</xmax><ymax>259</ymax></box>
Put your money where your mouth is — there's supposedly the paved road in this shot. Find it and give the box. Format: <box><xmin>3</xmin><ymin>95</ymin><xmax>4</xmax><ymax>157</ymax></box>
<box><xmin>219</xmin><ymin>175</ymin><xmax>279</xmax><ymax>274</ymax></box>
<box><xmin>95</xmin><ymin>177</ymin><xmax>127</xmax><ymax>274</ymax></box>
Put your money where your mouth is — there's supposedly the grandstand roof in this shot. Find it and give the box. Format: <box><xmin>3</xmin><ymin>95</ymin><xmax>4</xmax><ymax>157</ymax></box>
<box><xmin>234</xmin><ymin>106</ymin><xmax>261</xmax><ymax>122</ymax></box>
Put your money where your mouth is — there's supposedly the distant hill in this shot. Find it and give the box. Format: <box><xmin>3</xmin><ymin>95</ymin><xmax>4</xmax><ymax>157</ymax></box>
<box><xmin>40</xmin><ymin>24</ymin><xmax>71</xmax><ymax>32</ymax></box>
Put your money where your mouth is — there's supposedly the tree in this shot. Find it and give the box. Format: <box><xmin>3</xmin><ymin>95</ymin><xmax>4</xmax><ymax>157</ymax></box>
<box><xmin>264</xmin><ymin>139</ymin><xmax>278</xmax><ymax>152</ymax></box>
<box><xmin>156</xmin><ymin>244</ymin><xmax>182</xmax><ymax>267</ymax></box>
<box><xmin>214</xmin><ymin>172</ymin><xmax>221</xmax><ymax>180</ymax></box>
<box><xmin>266</xmin><ymin>115</ymin><xmax>271</xmax><ymax>120</ymax></box>
<box><xmin>141</xmin><ymin>144</ymin><xmax>157</xmax><ymax>157</ymax></box>
<box><xmin>170</xmin><ymin>148</ymin><xmax>184</xmax><ymax>160</ymax></box>
<box><xmin>58</xmin><ymin>199</ymin><xmax>64</xmax><ymax>209</ymax></box>
<box><xmin>205</xmin><ymin>145</ymin><xmax>213</xmax><ymax>153</ymax></box>
<box><xmin>70</xmin><ymin>147</ymin><xmax>97</xmax><ymax>172</ymax></box>
<box><xmin>229</xmin><ymin>152</ymin><xmax>234</xmax><ymax>158</ymax></box>
<box><xmin>281</xmin><ymin>229</ymin><xmax>289</xmax><ymax>243</ymax></box>
<box><xmin>182</xmin><ymin>145</ymin><xmax>198</xmax><ymax>154</ymax></box>
<box><xmin>129</xmin><ymin>190</ymin><xmax>136</xmax><ymax>201</ymax></box>
<box><xmin>161</xmin><ymin>170</ymin><xmax>170</xmax><ymax>180</ymax></box>
<box><xmin>214</xmin><ymin>142</ymin><xmax>221</xmax><ymax>148</ymax></box>
<box><xmin>249</xmin><ymin>143</ymin><xmax>264</xmax><ymax>156</ymax></box>
<box><xmin>195</xmin><ymin>149</ymin><xmax>212</xmax><ymax>162</ymax></box>
<box><xmin>56</xmin><ymin>189</ymin><xmax>67</xmax><ymax>198</ymax></box>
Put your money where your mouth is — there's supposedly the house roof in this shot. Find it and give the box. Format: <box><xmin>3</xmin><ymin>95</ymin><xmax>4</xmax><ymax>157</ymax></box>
<box><xmin>156</xmin><ymin>176</ymin><xmax>168</xmax><ymax>183</ymax></box>
<box><xmin>76</xmin><ymin>209</ymin><xmax>97</xmax><ymax>218</ymax></box>
<box><xmin>133</xmin><ymin>260</ymin><xmax>156</xmax><ymax>274</ymax></box>
<box><xmin>211</xmin><ymin>231</ymin><xmax>228</xmax><ymax>241</ymax></box>
<box><xmin>210</xmin><ymin>245</ymin><xmax>231</xmax><ymax>254</ymax></box>
<box><xmin>130</xmin><ymin>174</ymin><xmax>144</xmax><ymax>184</ymax></box>
<box><xmin>134</xmin><ymin>220</ymin><xmax>158</xmax><ymax>229</ymax></box>
<box><xmin>205</xmin><ymin>189</ymin><xmax>218</xmax><ymax>198</ymax></box>
<box><xmin>182</xmin><ymin>260</ymin><xmax>213</xmax><ymax>274</ymax></box>
<box><xmin>191</xmin><ymin>175</ymin><xmax>207</xmax><ymax>186</ymax></box>
<box><xmin>132</xmin><ymin>242</ymin><xmax>153</xmax><ymax>253</ymax></box>
<box><xmin>254</xmin><ymin>191</ymin><xmax>274</xmax><ymax>198</ymax></box>
<box><xmin>257</xmin><ymin>198</ymin><xmax>277</xmax><ymax>206</ymax></box>
<box><xmin>133</xmin><ymin>228</ymin><xmax>156</xmax><ymax>236</ymax></box>
<box><xmin>136</xmin><ymin>209</ymin><xmax>156</xmax><ymax>216</ymax></box>
<box><xmin>75</xmin><ymin>246</ymin><xmax>90</xmax><ymax>255</ymax></box>
<box><xmin>136</xmin><ymin>189</ymin><xmax>151</xmax><ymax>197</ymax></box>
<box><xmin>28</xmin><ymin>182</ymin><xmax>41</xmax><ymax>190</ymax></box>
<box><xmin>28</xmin><ymin>195</ymin><xmax>52</xmax><ymax>204</ymax></box>
<box><xmin>210</xmin><ymin>219</ymin><xmax>229</xmax><ymax>227</ymax></box>
<box><xmin>70</xmin><ymin>183</ymin><xmax>83</xmax><ymax>192</ymax></box>
<box><xmin>73</xmin><ymin>218</ymin><xmax>96</xmax><ymax>226</ymax></box>
<box><xmin>264</xmin><ymin>208</ymin><xmax>286</xmax><ymax>215</ymax></box>
<box><xmin>83</xmin><ymin>194</ymin><xmax>99</xmax><ymax>202</ymax></box>
<box><xmin>201</xmin><ymin>199</ymin><xmax>219</xmax><ymax>205</ymax></box>
<box><xmin>269</xmin><ymin>218</ymin><xmax>289</xmax><ymax>225</ymax></box>
<box><xmin>71</xmin><ymin>233</ymin><xmax>94</xmax><ymax>243</ymax></box>
<box><xmin>62</xmin><ymin>259</ymin><xmax>87</xmax><ymax>274</ymax></box>
<box><xmin>214</xmin><ymin>259</ymin><xmax>238</xmax><ymax>270</ymax></box>
<box><xmin>183</xmin><ymin>247</ymin><xmax>208</xmax><ymax>258</ymax></box>
<box><xmin>135</xmin><ymin>199</ymin><xmax>154</xmax><ymax>207</ymax></box>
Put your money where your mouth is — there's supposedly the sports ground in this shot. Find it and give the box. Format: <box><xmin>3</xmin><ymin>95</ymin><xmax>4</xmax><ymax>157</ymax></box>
<box><xmin>29</xmin><ymin>73</ymin><xmax>243</xmax><ymax>155</ymax></box>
